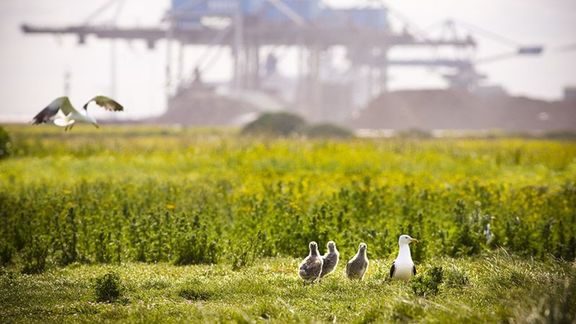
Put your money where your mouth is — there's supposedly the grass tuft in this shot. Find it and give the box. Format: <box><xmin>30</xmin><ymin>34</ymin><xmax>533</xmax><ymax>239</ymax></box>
<box><xmin>94</xmin><ymin>272</ymin><xmax>124</xmax><ymax>303</ymax></box>
<box><xmin>178</xmin><ymin>279</ymin><xmax>216</xmax><ymax>301</ymax></box>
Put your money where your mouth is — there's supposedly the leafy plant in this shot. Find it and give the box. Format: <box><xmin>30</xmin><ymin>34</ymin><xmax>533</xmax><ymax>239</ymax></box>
<box><xmin>305</xmin><ymin>123</ymin><xmax>354</xmax><ymax>139</ymax></box>
<box><xmin>21</xmin><ymin>237</ymin><xmax>48</xmax><ymax>274</ymax></box>
<box><xmin>411</xmin><ymin>266</ymin><xmax>444</xmax><ymax>297</ymax></box>
<box><xmin>94</xmin><ymin>272</ymin><xmax>124</xmax><ymax>303</ymax></box>
<box><xmin>0</xmin><ymin>242</ymin><xmax>14</xmax><ymax>266</ymax></box>
<box><xmin>174</xmin><ymin>231</ymin><xmax>220</xmax><ymax>265</ymax></box>
<box><xmin>444</xmin><ymin>265</ymin><xmax>469</xmax><ymax>288</ymax></box>
<box><xmin>0</xmin><ymin>126</ymin><xmax>11</xmax><ymax>159</ymax></box>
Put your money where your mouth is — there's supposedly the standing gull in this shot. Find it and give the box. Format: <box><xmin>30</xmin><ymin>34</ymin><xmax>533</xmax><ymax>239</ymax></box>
<box><xmin>346</xmin><ymin>243</ymin><xmax>369</xmax><ymax>280</ymax></box>
<box><xmin>320</xmin><ymin>241</ymin><xmax>339</xmax><ymax>278</ymax></box>
<box><xmin>299</xmin><ymin>241</ymin><xmax>323</xmax><ymax>283</ymax></box>
<box><xmin>32</xmin><ymin>96</ymin><xmax>123</xmax><ymax>130</ymax></box>
<box><xmin>483</xmin><ymin>223</ymin><xmax>494</xmax><ymax>245</ymax></box>
<box><xmin>390</xmin><ymin>234</ymin><xmax>417</xmax><ymax>281</ymax></box>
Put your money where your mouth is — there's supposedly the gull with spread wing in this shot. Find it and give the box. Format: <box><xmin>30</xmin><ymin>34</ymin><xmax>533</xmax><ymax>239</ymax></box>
<box><xmin>32</xmin><ymin>96</ymin><xmax>123</xmax><ymax>130</ymax></box>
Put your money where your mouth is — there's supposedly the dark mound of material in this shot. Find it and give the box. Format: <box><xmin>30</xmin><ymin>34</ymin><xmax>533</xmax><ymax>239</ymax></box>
<box><xmin>154</xmin><ymin>91</ymin><xmax>259</xmax><ymax>126</ymax></box>
<box><xmin>242</xmin><ymin>112</ymin><xmax>306</xmax><ymax>136</ymax></box>
<box><xmin>349</xmin><ymin>89</ymin><xmax>576</xmax><ymax>131</ymax></box>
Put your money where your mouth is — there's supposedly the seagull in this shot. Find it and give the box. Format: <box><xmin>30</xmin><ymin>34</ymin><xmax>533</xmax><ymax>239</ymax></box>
<box><xmin>390</xmin><ymin>234</ymin><xmax>417</xmax><ymax>281</ymax></box>
<box><xmin>299</xmin><ymin>241</ymin><xmax>323</xmax><ymax>283</ymax></box>
<box><xmin>484</xmin><ymin>223</ymin><xmax>494</xmax><ymax>244</ymax></box>
<box><xmin>32</xmin><ymin>96</ymin><xmax>123</xmax><ymax>130</ymax></box>
<box><xmin>346</xmin><ymin>242</ymin><xmax>369</xmax><ymax>280</ymax></box>
<box><xmin>319</xmin><ymin>241</ymin><xmax>339</xmax><ymax>278</ymax></box>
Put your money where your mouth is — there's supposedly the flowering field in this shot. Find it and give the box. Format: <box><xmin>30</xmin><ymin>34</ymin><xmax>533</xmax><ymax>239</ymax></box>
<box><xmin>0</xmin><ymin>125</ymin><xmax>575</xmax><ymax>322</ymax></box>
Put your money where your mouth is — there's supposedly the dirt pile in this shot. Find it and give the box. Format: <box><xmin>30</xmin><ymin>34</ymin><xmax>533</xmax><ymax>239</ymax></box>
<box><xmin>153</xmin><ymin>90</ymin><xmax>259</xmax><ymax>126</ymax></box>
<box><xmin>348</xmin><ymin>89</ymin><xmax>576</xmax><ymax>131</ymax></box>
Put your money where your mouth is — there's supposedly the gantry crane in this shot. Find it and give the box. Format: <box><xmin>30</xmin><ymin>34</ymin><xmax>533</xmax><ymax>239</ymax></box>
<box><xmin>22</xmin><ymin>0</ymin><xmax>538</xmax><ymax>121</ymax></box>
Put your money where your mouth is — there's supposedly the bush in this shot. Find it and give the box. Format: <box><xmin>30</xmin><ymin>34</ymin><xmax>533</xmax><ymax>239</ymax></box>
<box><xmin>411</xmin><ymin>266</ymin><xmax>444</xmax><ymax>297</ymax></box>
<box><xmin>444</xmin><ymin>266</ymin><xmax>469</xmax><ymax>288</ymax></box>
<box><xmin>174</xmin><ymin>231</ymin><xmax>220</xmax><ymax>265</ymax></box>
<box><xmin>0</xmin><ymin>126</ymin><xmax>11</xmax><ymax>159</ymax></box>
<box><xmin>542</xmin><ymin>130</ymin><xmax>576</xmax><ymax>140</ymax></box>
<box><xmin>0</xmin><ymin>242</ymin><xmax>14</xmax><ymax>266</ymax></box>
<box><xmin>21</xmin><ymin>237</ymin><xmax>48</xmax><ymax>274</ymax></box>
<box><xmin>0</xmin><ymin>248</ymin><xmax>13</xmax><ymax>268</ymax></box>
<box><xmin>229</xmin><ymin>231</ymin><xmax>271</xmax><ymax>271</ymax></box>
<box><xmin>304</xmin><ymin>123</ymin><xmax>354</xmax><ymax>139</ymax></box>
<box><xmin>447</xmin><ymin>200</ymin><xmax>484</xmax><ymax>257</ymax></box>
<box><xmin>94</xmin><ymin>272</ymin><xmax>124</xmax><ymax>303</ymax></box>
<box><xmin>241</xmin><ymin>112</ymin><xmax>306</xmax><ymax>137</ymax></box>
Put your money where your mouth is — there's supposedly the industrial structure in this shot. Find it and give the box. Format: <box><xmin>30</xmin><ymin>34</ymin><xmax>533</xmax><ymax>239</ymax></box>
<box><xmin>21</xmin><ymin>0</ymin><xmax>542</xmax><ymax>122</ymax></box>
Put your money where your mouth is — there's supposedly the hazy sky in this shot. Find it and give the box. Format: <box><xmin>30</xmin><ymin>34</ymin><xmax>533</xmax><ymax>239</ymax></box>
<box><xmin>1</xmin><ymin>0</ymin><xmax>575</xmax><ymax>122</ymax></box>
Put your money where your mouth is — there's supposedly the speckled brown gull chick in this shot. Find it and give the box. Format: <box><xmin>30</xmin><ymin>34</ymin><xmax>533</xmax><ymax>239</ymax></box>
<box><xmin>299</xmin><ymin>241</ymin><xmax>323</xmax><ymax>282</ymax></box>
<box><xmin>320</xmin><ymin>241</ymin><xmax>339</xmax><ymax>278</ymax></box>
<box><xmin>346</xmin><ymin>242</ymin><xmax>369</xmax><ymax>280</ymax></box>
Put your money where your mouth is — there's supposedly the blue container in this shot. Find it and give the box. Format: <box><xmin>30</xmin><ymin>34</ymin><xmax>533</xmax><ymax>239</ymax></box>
<box><xmin>169</xmin><ymin>0</ymin><xmax>388</xmax><ymax>28</ymax></box>
<box><xmin>261</xmin><ymin>0</ymin><xmax>321</xmax><ymax>23</ymax></box>
<box><xmin>172</xmin><ymin>0</ymin><xmax>208</xmax><ymax>12</ymax></box>
<box><xmin>172</xmin><ymin>0</ymin><xmax>265</xmax><ymax>15</ymax></box>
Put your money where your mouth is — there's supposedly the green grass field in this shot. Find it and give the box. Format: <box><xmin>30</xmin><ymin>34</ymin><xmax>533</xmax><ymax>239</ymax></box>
<box><xmin>0</xmin><ymin>125</ymin><xmax>575</xmax><ymax>322</ymax></box>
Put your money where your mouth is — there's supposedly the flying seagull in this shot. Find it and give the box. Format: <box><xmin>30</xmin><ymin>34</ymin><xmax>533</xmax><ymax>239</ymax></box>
<box><xmin>390</xmin><ymin>234</ymin><xmax>417</xmax><ymax>281</ymax></box>
<box><xmin>346</xmin><ymin>242</ymin><xmax>369</xmax><ymax>280</ymax></box>
<box><xmin>32</xmin><ymin>96</ymin><xmax>123</xmax><ymax>130</ymax></box>
<box><xmin>299</xmin><ymin>241</ymin><xmax>323</xmax><ymax>283</ymax></box>
<box><xmin>319</xmin><ymin>241</ymin><xmax>339</xmax><ymax>278</ymax></box>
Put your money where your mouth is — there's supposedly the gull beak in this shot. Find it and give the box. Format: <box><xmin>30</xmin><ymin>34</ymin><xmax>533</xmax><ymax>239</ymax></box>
<box><xmin>410</xmin><ymin>238</ymin><xmax>418</xmax><ymax>244</ymax></box>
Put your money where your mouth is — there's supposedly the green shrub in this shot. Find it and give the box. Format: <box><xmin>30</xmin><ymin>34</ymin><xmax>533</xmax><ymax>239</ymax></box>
<box><xmin>21</xmin><ymin>237</ymin><xmax>48</xmax><ymax>274</ymax></box>
<box><xmin>447</xmin><ymin>200</ymin><xmax>483</xmax><ymax>257</ymax></box>
<box><xmin>305</xmin><ymin>123</ymin><xmax>354</xmax><ymax>139</ymax></box>
<box><xmin>542</xmin><ymin>130</ymin><xmax>576</xmax><ymax>140</ymax></box>
<box><xmin>174</xmin><ymin>231</ymin><xmax>220</xmax><ymax>265</ymax></box>
<box><xmin>94</xmin><ymin>272</ymin><xmax>124</xmax><ymax>303</ymax></box>
<box><xmin>0</xmin><ymin>126</ymin><xmax>11</xmax><ymax>159</ymax></box>
<box><xmin>0</xmin><ymin>243</ymin><xmax>14</xmax><ymax>266</ymax></box>
<box><xmin>411</xmin><ymin>266</ymin><xmax>444</xmax><ymax>297</ymax></box>
<box><xmin>241</xmin><ymin>112</ymin><xmax>306</xmax><ymax>137</ymax></box>
<box><xmin>444</xmin><ymin>266</ymin><xmax>469</xmax><ymax>288</ymax></box>
<box><xmin>231</xmin><ymin>232</ymin><xmax>269</xmax><ymax>271</ymax></box>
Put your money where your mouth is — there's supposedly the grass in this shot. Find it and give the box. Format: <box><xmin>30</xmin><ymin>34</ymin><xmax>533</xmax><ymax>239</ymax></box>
<box><xmin>1</xmin><ymin>124</ymin><xmax>575</xmax><ymax>322</ymax></box>
<box><xmin>1</xmin><ymin>251</ymin><xmax>574</xmax><ymax>323</ymax></box>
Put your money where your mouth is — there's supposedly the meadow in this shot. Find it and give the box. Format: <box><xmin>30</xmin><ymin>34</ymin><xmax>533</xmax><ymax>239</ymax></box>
<box><xmin>0</xmin><ymin>125</ymin><xmax>575</xmax><ymax>322</ymax></box>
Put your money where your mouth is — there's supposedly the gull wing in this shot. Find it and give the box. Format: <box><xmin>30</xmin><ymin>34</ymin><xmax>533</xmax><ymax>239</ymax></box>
<box><xmin>32</xmin><ymin>97</ymin><xmax>74</xmax><ymax>124</ymax></box>
<box><xmin>83</xmin><ymin>96</ymin><xmax>123</xmax><ymax>112</ymax></box>
<box><xmin>389</xmin><ymin>262</ymin><xmax>396</xmax><ymax>278</ymax></box>
<box><xmin>412</xmin><ymin>265</ymin><xmax>417</xmax><ymax>276</ymax></box>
